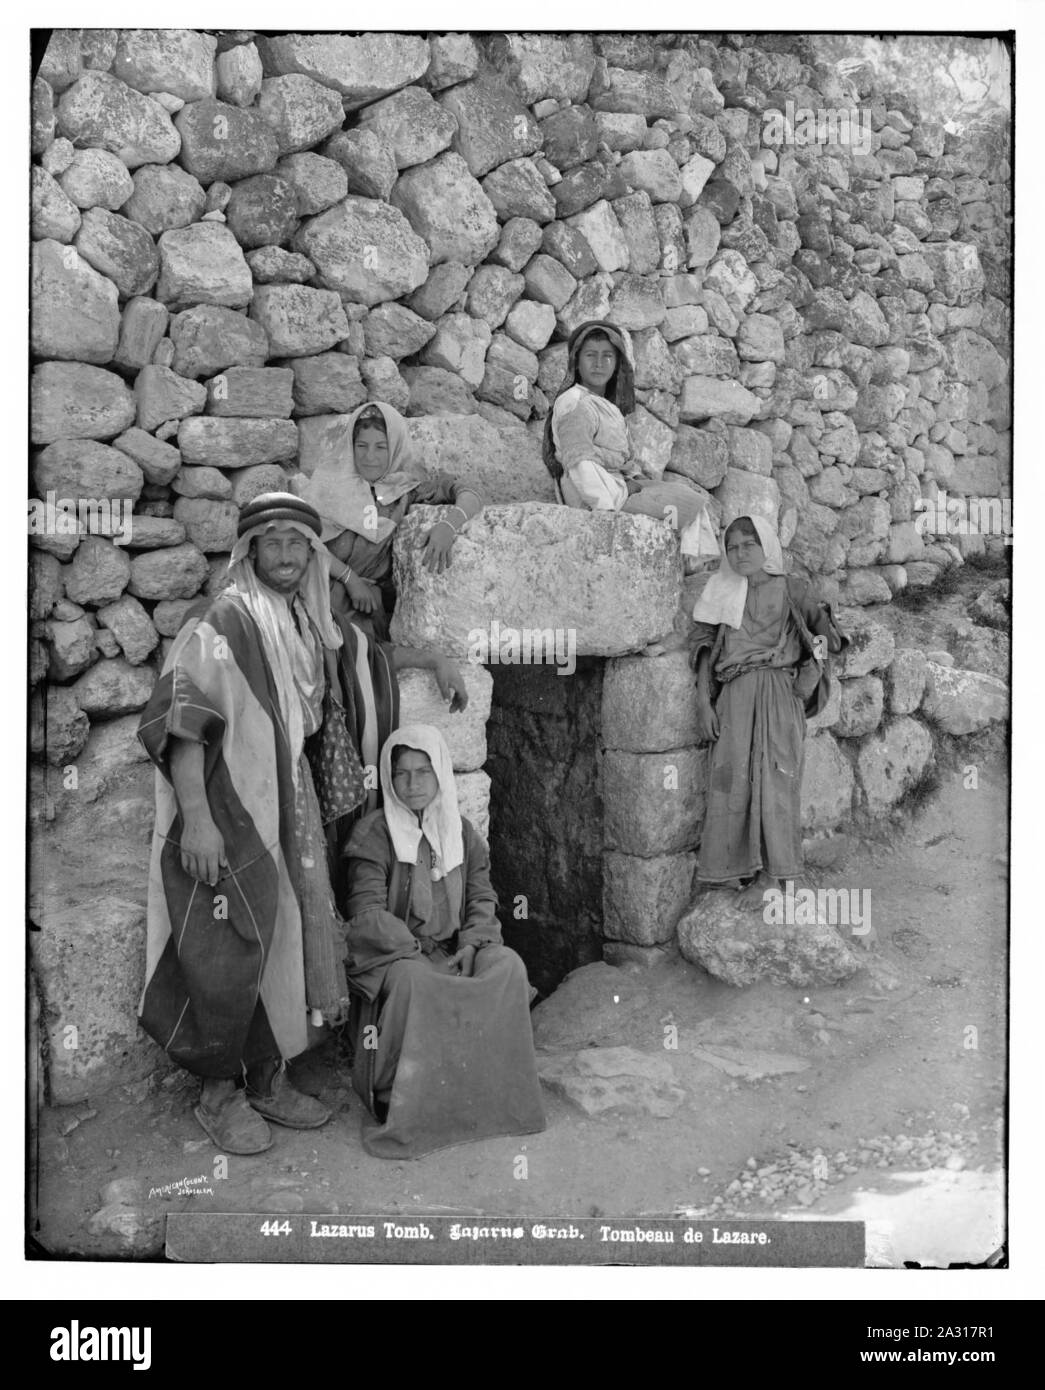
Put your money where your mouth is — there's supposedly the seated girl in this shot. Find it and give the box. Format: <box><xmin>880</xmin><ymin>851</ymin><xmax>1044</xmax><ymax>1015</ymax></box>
<box><xmin>690</xmin><ymin>515</ymin><xmax>848</xmax><ymax>907</ymax></box>
<box><xmin>542</xmin><ymin>320</ymin><xmax>717</xmax><ymax>570</ymax></box>
<box><xmin>302</xmin><ymin>401</ymin><xmax>483</xmax><ymax>641</ymax></box>
<box><xmin>342</xmin><ymin>723</ymin><xmax>546</xmax><ymax>1159</ymax></box>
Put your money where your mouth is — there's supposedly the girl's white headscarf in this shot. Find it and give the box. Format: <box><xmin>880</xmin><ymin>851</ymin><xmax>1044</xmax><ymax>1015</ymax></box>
<box><xmin>691</xmin><ymin>513</ymin><xmax>786</xmax><ymax>629</ymax></box>
<box><xmin>227</xmin><ymin>518</ymin><xmax>342</xmax><ymax>780</ymax></box>
<box><xmin>299</xmin><ymin>401</ymin><xmax>424</xmax><ymax>545</ymax></box>
<box><xmin>379</xmin><ymin>723</ymin><xmax>464</xmax><ymax>881</ymax></box>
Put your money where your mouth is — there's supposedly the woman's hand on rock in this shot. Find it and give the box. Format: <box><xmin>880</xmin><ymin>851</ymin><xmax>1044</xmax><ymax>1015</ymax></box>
<box><xmin>433</xmin><ymin>656</ymin><xmax>468</xmax><ymax>712</ymax></box>
<box><xmin>420</xmin><ymin>520</ymin><xmax>457</xmax><ymax>574</ymax></box>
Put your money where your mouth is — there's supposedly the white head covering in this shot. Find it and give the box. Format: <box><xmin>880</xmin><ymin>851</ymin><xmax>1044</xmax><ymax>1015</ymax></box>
<box><xmin>691</xmin><ymin>513</ymin><xmax>786</xmax><ymax>629</ymax></box>
<box><xmin>299</xmin><ymin>401</ymin><xmax>424</xmax><ymax>544</ymax></box>
<box><xmin>227</xmin><ymin>516</ymin><xmax>341</xmax><ymax>780</ymax></box>
<box><xmin>379</xmin><ymin>723</ymin><xmax>464</xmax><ymax>881</ymax></box>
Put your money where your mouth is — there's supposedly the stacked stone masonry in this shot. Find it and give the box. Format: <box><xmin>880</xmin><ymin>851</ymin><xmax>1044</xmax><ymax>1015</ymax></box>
<box><xmin>30</xmin><ymin>30</ymin><xmax>1011</xmax><ymax>1093</ymax></box>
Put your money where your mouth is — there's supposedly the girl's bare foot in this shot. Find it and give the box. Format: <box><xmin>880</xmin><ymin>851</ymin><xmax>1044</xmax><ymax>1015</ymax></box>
<box><xmin>737</xmin><ymin>872</ymin><xmax>780</xmax><ymax>908</ymax></box>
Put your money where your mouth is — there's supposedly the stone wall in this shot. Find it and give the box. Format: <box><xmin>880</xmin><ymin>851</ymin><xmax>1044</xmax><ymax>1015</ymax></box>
<box><xmin>29</xmin><ymin>29</ymin><xmax>1012</xmax><ymax>1091</ymax></box>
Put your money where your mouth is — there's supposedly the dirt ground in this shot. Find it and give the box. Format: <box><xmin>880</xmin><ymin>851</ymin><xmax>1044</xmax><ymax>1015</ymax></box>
<box><xmin>31</xmin><ymin>741</ymin><xmax>1007</xmax><ymax>1268</ymax></box>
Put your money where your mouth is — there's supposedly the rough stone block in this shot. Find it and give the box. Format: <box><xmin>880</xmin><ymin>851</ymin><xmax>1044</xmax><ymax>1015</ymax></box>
<box><xmin>856</xmin><ymin>716</ymin><xmax>934</xmax><ymax>815</ymax></box>
<box><xmin>677</xmin><ymin>890</ymin><xmax>860</xmax><ymax>987</ymax></box>
<box><xmin>391</xmin><ymin>504</ymin><xmax>680</xmax><ymax>658</ymax></box>
<box><xmin>921</xmin><ymin>663</ymin><xmax>1008</xmax><ymax>735</ymax></box>
<box><xmin>248</xmin><ymin>284</ymin><xmax>349</xmax><ymax>356</ymax></box>
<box><xmin>603</xmin><ymin>748</ymin><xmax>705</xmax><ymax>856</ymax></box>
<box><xmin>602</xmin><ymin>851</ymin><xmax>697</xmax><ymax>946</ymax></box>
<box><xmin>801</xmin><ymin>732</ymin><xmax>855</xmax><ymax>831</ymax></box>
<box><xmin>156</xmin><ymin>223</ymin><xmax>252</xmax><ymax>309</ymax></box>
<box><xmin>397</xmin><ymin>664</ymin><xmax>493</xmax><ymax>772</ymax></box>
<box><xmin>177</xmin><ymin>417</ymin><xmax>298</xmax><ymax>469</ymax></box>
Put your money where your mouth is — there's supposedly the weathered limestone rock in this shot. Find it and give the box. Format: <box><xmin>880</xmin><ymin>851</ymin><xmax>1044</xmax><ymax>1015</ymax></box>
<box><xmin>256</xmin><ymin>32</ymin><xmax>430</xmax><ymax>109</ymax></box>
<box><xmin>677</xmin><ymin>891</ymin><xmax>861</xmax><ymax>987</ymax></box>
<box><xmin>32</xmin><ymin>76</ymin><xmax>57</xmax><ymax>156</ymax></box>
<box><xmin>603</xmin><ymin>748</ymin><xmax>705</xmax><ymax>856</ymax></box>
<box><xmin>397</xmin><ymin>665</ymin><xmax>493</xmax><ymax>772</ymax></box>
<box><xmin>46</xmin><ymin>617</ymin><xmax>97</xmax><ymax>681</ymax></box>
<box><xmin>884</xmin><ymin>647</ymin><xmax>928</xmax><ymax>714</ymax></box>
<box><xmin>31</xmin><ymin>686</ymin><xmax>89</xmax><ymax>764</ymax></box>
<box><xmin>32</xmin><ymin>363</ymin><xmax>136</xmax><ymax>444</ymax></box>
<box><xmin>172</xmin><ymin>497</ymin><xmax>239</xmax><ymax>552</ymax></box>
<box><xmin>229</xmin><ymin>464</ymin><xmax>291</xmax><ymax>508</ymax></box>
<box><xmin>801</xmin><ymin>732</ymin><xmax>855</xmax><ymax>831</ymax></box>
<box><xmin>62</xmin><ymin>537</ymin><xmax>131</xmax><ymax>606</ymax></box>
<box><xmin>392</xmin><ymin>153</ymin><xmax>500</xmax><ymax>266</ymax></box>
<box><xmin>31</xmin><ymin>240</ymin><xmax>120</xmax><ymax>364</ymax></box>
<box><xmin>128</xmin><ymin>542</ymin><xmax>209</xmax><ymax>600</ymax></box>
<box><xmin>359</xmin><ymin>356</ymin><xmax>410</xmax><ymax>411</ymax></box>
<box><xmin>171</xmin><ymin>465</ymin><xmax>231</xmax><ymax>499</ymax></box>
<box><xmin>466</xmin><ymin>265</ymin><xmax>526</xmax><ymax>330</ymax></box>
<box><xmin>156</xmin><ymin>222</ymin><xmax>252</xmax><ymax>309</ymax></box>
<box><xmin>294</xmin><ymin>197</ymin><xmax>429</xmax><ymax>305</ymax></box>
<box><xmin>34</xmin><ymin>439</ymin><xmax>143</xmax><ymax>504</ymax></box>
<box><xmin>31</xmin><ymin>899</ymin><xmax>154</xmax><ymax>1104</ymax></box>
<box><xmin>504</xmin><ymin>300</ymin><xmax>556</xmax><ymax>354</ymax></box>
<box><xmin>30</xmin><ymin>552</ymin><xmax>64</xmax><ymax>621</ymax></box>
<box><xmin>856</xmin><ymin>717</ymin><xmax>934</xmax><ymax>815</ymax></box>
<box><xmin>57</xmin><ymin>71</ymin><xmax>182</xmax><ymax>168</ymax></box>
<box><xmin>153</xmin><ymin>598</ymin><xmax>196</xmax><ymax>636</ymax></box>
<box><xmin>834</xmin><ymin>675</ymin><xmax>885</xmax><ymax>738</ymax></box>
<box><xmin>591</xmin><ymin>66</ymin><xmax>678</xmax><ymax>119</ymax></box>
<box><xmin>74</xmin><ymin>207</ymin><xmax>159</xmax><ymax>297</ymax></box>
<box><xmin>627</xmin><ymin>403</ymin><xmax>675</xmax><ymax>474</ymax></box>
<box><xmin>95</xmin><ymin>594</ymin><xmax>159</xmax><ymax>665</ymax></box>
<box><xmin>620</xmin><ymin>148</ymin><xmax>683</xmax><ymax>203</ymax></box>
<box><xmin>481</xmin><ymin>158</ymin><xmax>557</xmax><ymax>224</ymax></box>
<box><xmin>403</xmin><ymin>366</ymin><xmax>477</xmax><ymax>417</ymax></box>
<box><xmin>835</xmin><ymin>610</ymin><xmax>896</xmax><ymax>677</ymax></box>
<box><xmin>362</xmin><ymin>303</ymin><xmax>437</xmax><ymax>360</ymax></box>
<box><xmin>216</xmin><ymin>41</ymin><xmax>263</xmax><ymax>107</ymax></box>
<box><xmin>224</xmin><ymin>174</ymin><xmax>300</xmax><ymax>249</ymax></box>
<box><xmin>122</xmin><ymin>515</ymin><xmax>186</xmax><ymax>549</ymax></box>
<box><xmin>391</xmin><ymin>504</ymin><xmax>680</xmax><ymax>658</ymax></box>
<box><xmin>290</xmin><ymin>354</ymin><xmax>368</xmax><ymax>416</ymax></box>
<box><xmin>669</xmin><ymin>425</ymin><xmax>728</xmax><ymax>489</ymax></box>
<box><xmin>484</xmin><ymin>32</ymin><xmax>595</xmax><ymax>104</ymax></box>
<box><xmin>566</xmin><ymin>199</ymin><xmax>629</xmax><ymax>272</ymax></box>
<box><xmin>406</xmin><ymin>262</ymin><xmax>475</xmax><ymax>321</ymax></box>
<box><xmin>608</xmin><ymin>274</ymin><xmax>666</xmax><ymax>331</ymax></box>
<box><xmin>113</xmin><ymin>296</ymin><xmax>170</xmax><ymax>370</ymax></box>
<box><xmin>680</xmin><ymin>376</ymin><xmax>761</xmax><ymax>425</ymax></box>
<box><xmin>439</xmin><ymin>75</ymin><xmax>542</xmax><ymax>178</ymax></box>
<box><xmin>273</xmin><ymin>152</ymin><xmax>347</xmax><ymax>218</ymax></box>
<box><xmin>178</xmin><ymin>416</ymin><xmax>298</xmax><ymax>469</ymax></box>
<box><xmin>111</xmin><ymin>29</ymin><xmax>217</xmax><ymax>102</ymax></box>
<box><xmin>246</xmin><ymin>246</ymin><xmax>316</xmax><ymax>284</ymax></box>
<box><xmin>256</xmin><ymin>73</ymin><xmax>344</xmax><ymax>156</ymax></box>
<box><xmin>602</xmin><ymin>851</ymin><xmax>696</xmax><ymax>946</ymax></box>
<box><xmin>322</xmin><ymin>129</ymin><xmax>398</xmax><ymax>201</ymax></box>
<box><xmin>168</xmin><ymin>306</ymin><xmax>269</xmax><ymax>380</ymax></box>
<box><xmin>357</xmin><ymin>86</ymin><xmax>458</xmax><ymax>169</ymax></box>
<box><xmin>58</xmin><ymin>147</ymin><xmax>134</xmax><ymax>210</ymax></box>
<box><xmin>404</xmin><ymin>415</ymin><xmax>554</xmax><ymax>503</ymax></box>
<box><xmin>594</xmin><ymin>111</ymin><xmax>647</xmax><ymax>153</ymax></box>
<box><xmin>423</xmin><ymin>34</ymin><xmax>480</xmax><ymax>92</ymax></box>
<box><xmin>31</xmin><ymin>167</ymin><xmax>82</xmax><ymax>243</ymax></box>
<box><xmin>921</xmin><ymin>662</ymin><xmax>1008</xmax><ymax>735</ymax></box>
<box><xmin>248</xmin><ymin>284</ymin><xmax>349</xmax><ymax>356</ymax></box>
<box><xmin>713</xmin><ymin>468</ymin><xmax>780</xmax><ymax>527</ymax></box>
<box><xmin>454</xmin><ymin>770</ymin><xmax>490</xmax><ymax>843</ymax></box>
<box><xmin>537</xmin><ymin>1047</ymin><xmax>685</xmax><ymax>1118</ymax></box>
<box><xmin>174</xmin><ymin>99</ymin><xmax>279</xmax><ymax>182</ymax></box>
<box><xmin>134</xmin><ymin>365</ymin><xmax>207</xmax><ymax>432</ymax></box>
<box><xmin>204</xmin><ymin>365</ymin><xmax>294</xmax><ymax>418</ymax></box>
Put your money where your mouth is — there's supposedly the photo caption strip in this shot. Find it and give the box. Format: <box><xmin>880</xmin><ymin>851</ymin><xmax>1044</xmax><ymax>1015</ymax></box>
<box><xmin>166</xmin><ymin>1214</ymin><xmax>864</xmax><ymax>1265</ymax></box>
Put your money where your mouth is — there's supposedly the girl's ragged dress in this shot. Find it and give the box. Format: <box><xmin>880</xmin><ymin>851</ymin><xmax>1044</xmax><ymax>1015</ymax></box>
<box><xmin>342</xmin><ymin>724</ymin><xmax>546</xmax><ymax>1159</ymax></box>
<box><xmin>689</xmin><ymin>515</ymin><xmax>849</xmax><ymax>886</ymax></box>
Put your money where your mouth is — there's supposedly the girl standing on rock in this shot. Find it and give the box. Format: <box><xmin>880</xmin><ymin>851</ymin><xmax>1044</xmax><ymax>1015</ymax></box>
<box><xmin>690</xmin><ymin>514</ymin><xmax>848</xmax><ymax>906</ymax></box>
<box><xmin>301</xmin><ymin>401</ymin><xmax>483</xmax><ymax>641</ymax></box>
<box><xmin>542</xmin><ymin>320</ymin><xmax>717</xmax><ymax>571</ymax></box>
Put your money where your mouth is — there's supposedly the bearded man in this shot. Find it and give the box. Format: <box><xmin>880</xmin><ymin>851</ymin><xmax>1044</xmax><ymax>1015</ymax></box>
<box><xmin>137</xmin><ymin>493</ymin><xmax>467</xmax><ymax>1154</ymax></box>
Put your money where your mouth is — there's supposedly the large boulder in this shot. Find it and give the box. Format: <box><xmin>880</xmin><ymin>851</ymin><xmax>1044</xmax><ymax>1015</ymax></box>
<box><xmin>677</xmin><ymin>890</ymin><xmax>861</xmax><ymax>987</ymax></box>
<box><xmin>173</xmin><ymin>99</ymin><xmax>279</xmax><ymax>182</ymax></box>
<box><xmin>856</xmin><ymin>717</ymin><xmax>934</xmax><ymax>815</ymax></box>
<box><xmin>224</xmin><ymin>173</ymin><xmax>300</xmax><ymax>249</ymax></box>
<box><xmin>248</xmin><ymin>284</ymin><xmax>349</xmax><ymax>356</ymax></box>
<box><xmin>439</xmin><ymin>75</ymin><xmax>542</xmax><ymax>178</ymax></box>
<box><xmin>356</xmin><ymin>85</ymin><xmax>458</xmax><ymax>168</ymax></box>
<box><xmin>169</xmin><ymin>305</ymin><xmax>269</xmax><ymax>379</ymax></box>
<box><xmin>32</xmin><ymin>362</ymin><xmax>136</xmax><ymax>444</ymax></box>
<box><xmin>483</xmin><ymin>33</ymin><xmax>596</xmax><ymax>103</ymax></box>
<box><xmin>921</xmin><ymin>663</ymin><xmax>1009</xmax><ymax>735</ymax></box>
<box><xmin>256</xmin><ymin>32</ymin><xmax>430</xmax><ymax>109</ymax></box>
<box><xmin>256</xmin><ymin>73</ymin><xmax>344</xmax><ymax>155</ymax></box>
<box><xmin>405</xmin><ymin>415</ymin><xmax>553</xmax><ymax>504</ymax></box>
<box><xmin>391</xmin><ymin>504</ymin><xmax>680</xmax><ymax>658</ymax></box>
<box><xmin>294</xmin><ymin>197</ymin><xmax>429</xmax><ymax>305</ymax></box>
<box><xmin>177</xmin><ymin>417</ymin><xmax>298</xmax><ymax>469</ymax></box>
<box><xmin>801</xmin><ymin>732</ymin><xmax>854</xmax><ymax>831</ymax></box>
<box><xmin>156</xmin><ymin>223</ymin><xmax>252</xmax><ymax>309</ymax></box>
<box><xmin>56</xmin><ymin>71</ymin><xmax>181</xmax><ymax>168</ymax></box>
<box><xmin>121</xmin><ymin>163</ymin><xmax>206</xmax><ymax>235</ymax></box>
<box><xmin>34</xmin><ymin>439</ymin><xmax>143</xmax><ymax>503</ymax></box>
<box><xmin>111</xmin><ymin>28</ymin><xmax>217</xmax><ymax>101</ymax></box>
<box><xmin>391</xmin><ymin>153</ymin><xmax>500</xmax><ymax>266</ymax></box>
<box><xmin>57</xmin><ymin>147</ymin><xmax>134</xmax><ymax>210</ymax></box>
<box><xmin>31</xmin><ymin>239</ymin><xmax>120</xmax><ymax>364</ymax></box>
<box><xmin>74</xmin><ymin>207</ymin><xmax>159</xmax><ymax>297</ymax></box>
<box><xmin>31</xmin><ymin>167</ymin><xmax>82</xmax><ymax>243</ymax></box>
